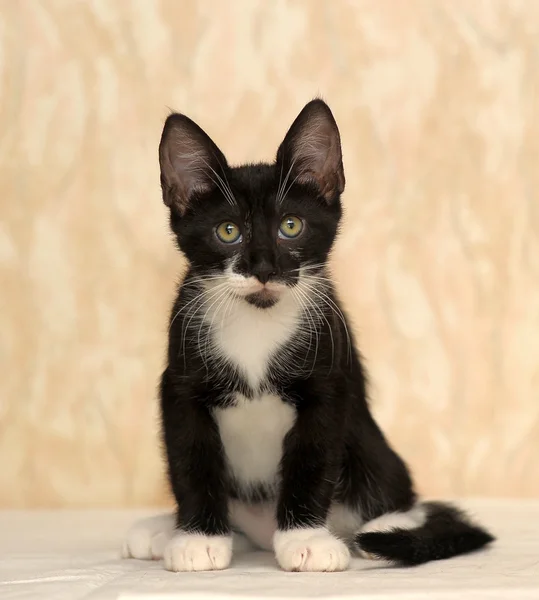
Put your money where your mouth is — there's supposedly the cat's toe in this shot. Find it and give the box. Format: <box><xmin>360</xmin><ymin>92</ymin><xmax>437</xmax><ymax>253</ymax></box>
<box><xmin>122</xmin><ymin>514</ymin><xmax>176</xmax><ymax>560</ymax></box>
<box><xmin>164</xmin><ymin>533</ymin><xmax>233</xmax><ymax>572</ymax></box>
<box><xmin>273</xmin><ymin>528</ymin><xmax>350</xmax><ymax>572</ymax></box>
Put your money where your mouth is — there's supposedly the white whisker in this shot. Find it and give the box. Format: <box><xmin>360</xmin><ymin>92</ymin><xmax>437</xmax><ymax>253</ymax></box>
<box><xmin>290</xmin><ymin>284</ymin><xmax>319</xmax><ymax>376</ymax></box>
<box><xmin>297</xmin><ymin>277</ymin><xmax>335</xmax><ymax>373</ymax></box>
<box><xmin>302</xmin><ymin>276</ymin><xmax>352</xmax><ymax>366</ymax></box>
<box><xmin>180</xmin><ymin>282</ymin><xmax>231</xmax><ymax>365</ymax></box>
<box><xmin>197</xmin><ymin>287</ymin><xmax>231</xmax><ymax>371</ymax></box>
<box><xmin>169</xmin><ymin>277</ymin><xmax>228</xmax><ymax>332</ymax></box>
<box><xmin>277</xmin><ymin>157</ymin><xmax>297</xmax><ymax>205</ymax></box>
<box><xmin>178</xmin><ymin>150</ymin><xmax>237</xmax><ymax>207</ymax></box>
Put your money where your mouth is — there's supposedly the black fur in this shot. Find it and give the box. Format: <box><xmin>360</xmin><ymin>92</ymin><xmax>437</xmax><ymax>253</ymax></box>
<box><xmin>158</xmin><ymin>99</ymin><xmax>494</xmax><ymax>565</ymax></box>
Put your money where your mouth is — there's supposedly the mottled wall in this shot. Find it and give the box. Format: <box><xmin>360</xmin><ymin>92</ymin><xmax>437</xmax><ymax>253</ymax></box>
<box><xmin>1</xmin><ymin>0</ymin><xmax>538</xmax><ymax>507</ymax></box>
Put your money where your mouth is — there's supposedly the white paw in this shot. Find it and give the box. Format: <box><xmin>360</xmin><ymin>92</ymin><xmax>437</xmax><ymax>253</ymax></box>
<box><xmin>122</xmin><ymin>514</ymin><xmax>176</xmax><ymax>560</ymax></box>
<box><xmin>164</xmin><ymin>533</ymin><xmax>233</xmax><ymax>572</ymax></box>
<box><xmin>273</xmin><ymin>527</ymin><xmax>350</xmax><ymax>572</ymax></box>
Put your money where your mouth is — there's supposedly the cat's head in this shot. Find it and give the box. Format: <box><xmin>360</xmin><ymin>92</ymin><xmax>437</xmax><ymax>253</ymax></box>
<box><xmin>159</xmin><ymin>99</ymin><xmax>344</xmax><ymax>309</ymax></box>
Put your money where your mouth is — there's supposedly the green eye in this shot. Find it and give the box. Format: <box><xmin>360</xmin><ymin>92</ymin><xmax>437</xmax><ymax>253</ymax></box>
<box><xmin>216</xmin><ymin>222</ymin><xmax>241</xmax><ymax>244</ymax></box>
<box><xmin>279</xmin><ymin>215</ymin><xmax>303</xmax><ymax>239</ymax></box>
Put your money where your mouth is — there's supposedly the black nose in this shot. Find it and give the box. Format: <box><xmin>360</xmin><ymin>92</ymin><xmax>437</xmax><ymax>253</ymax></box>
<box><xmin>252</xmin><ymin>260</ymin><xmax>276</xmax><ymax>284</ymax></box>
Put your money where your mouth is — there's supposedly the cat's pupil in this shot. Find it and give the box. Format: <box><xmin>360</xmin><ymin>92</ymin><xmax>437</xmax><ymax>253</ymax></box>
<box><xmin>286</xmin><ymin>219</ymin><xmax>294</xmax><ymax>229</ymax></box>
<box><xmin>225</xmin><ymin>224</ymin><xmax>233</xmax><ymax>235</ymax></box>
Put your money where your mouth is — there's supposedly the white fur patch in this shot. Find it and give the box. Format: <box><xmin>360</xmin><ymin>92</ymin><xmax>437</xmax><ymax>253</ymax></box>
<box><xmin>360</xmin><ymin>505</ymin><xmax>426</xmax><ymax>535</ymax></box>
<box><xmin>208</xmin><ymin>277</ymin><xmax>301</xmax><ymax>390</ymax></box>
<box><xmin>273</xmin><ymin>527</ymin><xmax>350</xmax><ymax>572</ymax></box>
<box><xmin>164</xmin><ymin>532</ymin><xmax>232</xmax><ymax>572</ymax></box>
<box><xmin>358</xmin><ymin>505</ymin><xmax>427</xmax><ymax>560</ymax></box>
<box><xmin>215</xmin><ymin>393</ymin><xmax>296</xmax><ymax>487</ymax></box>
<box><xmin>122</xmin><ymin>514</ymin><xmax>176</xmax><ymax>560</ymax></box>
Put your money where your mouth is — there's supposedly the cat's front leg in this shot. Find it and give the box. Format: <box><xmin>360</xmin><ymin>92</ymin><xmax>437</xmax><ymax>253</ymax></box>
<box><xmin>160</xmin><ymin>370</ymin><xmax>233</xmax><ymax>572</ymax></box>
<box><xmin>274</xmin><ymin>400</ymin><xmax>350</xmax><ymax>572</ymax></box>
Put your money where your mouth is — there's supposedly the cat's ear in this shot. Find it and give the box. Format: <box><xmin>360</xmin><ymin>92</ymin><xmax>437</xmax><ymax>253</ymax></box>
<box><xmin>276</xmin><ymin>99</ymin><xmax>345</xmax><ymax>203</ymax></box>
<box><xmin>159</xmin><ymin>113</ymin><xmax>228</xmax><ymax>214</ymax></box>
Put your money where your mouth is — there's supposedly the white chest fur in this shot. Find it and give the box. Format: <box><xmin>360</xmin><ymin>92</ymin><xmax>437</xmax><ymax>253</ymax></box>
<box><xmin>210</xmin><ymin>292</ymin><xmax>301</xmax><ymax>390</ymax></box>
<box><xmin>214</xmin><ymin>393</ymin><xmax>296</xmax><ymax>487</ymax></box>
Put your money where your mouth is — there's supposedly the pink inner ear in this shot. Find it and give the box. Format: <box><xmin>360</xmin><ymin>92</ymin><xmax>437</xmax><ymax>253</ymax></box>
<box><xmin>279</xmin><ymin>101</ymin><xmax>345</xmax><ymax>203</ymax></box>
<box><xmin>159</xmin><ymin>113</ymin><xmax>228</xmax><ymax>213</ymax></box>
<box><xmin>295</xmin><ymin>138</ymin><xmax>345</xmax><ymax>201</ymax></box>
<box><xmin>161</xmin><ymin>134</ymin><xmax>215</xmax><ymax>212</ymax></box>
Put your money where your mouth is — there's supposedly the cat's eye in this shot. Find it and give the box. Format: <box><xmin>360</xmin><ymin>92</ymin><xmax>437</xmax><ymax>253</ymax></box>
<box><xmin>215</xmin><ymin>221</ymin><xmax>242</xmax><ymax>244</ymax></box>
<box><xmin>278</xmin><ymin>215</ymin><xmax>303</xmax><ymax>239</ymax></box>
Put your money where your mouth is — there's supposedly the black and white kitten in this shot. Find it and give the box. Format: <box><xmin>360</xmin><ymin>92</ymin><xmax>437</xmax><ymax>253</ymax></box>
<box><xmin>122</xmin><ymin>100</ymin><xmax>494</xmax><ymax>572</ymax></box>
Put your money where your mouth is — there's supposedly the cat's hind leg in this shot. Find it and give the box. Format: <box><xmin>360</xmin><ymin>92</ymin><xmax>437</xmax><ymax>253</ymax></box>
<box><xmin>122</xmin><ymin>514</ymin><xmax>176</xmax><ymax>560</ymax></box>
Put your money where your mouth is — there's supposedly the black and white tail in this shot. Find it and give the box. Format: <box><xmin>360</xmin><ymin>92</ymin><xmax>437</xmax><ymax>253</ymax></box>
<box><xmin>356</xmin><ymin>502</ymin><xmax>495</xmax><ymax>566</ymax></box>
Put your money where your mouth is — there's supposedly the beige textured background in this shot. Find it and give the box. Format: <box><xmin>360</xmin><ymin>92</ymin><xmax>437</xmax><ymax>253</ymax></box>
<box><xmin>1</xmin><ymin>0</ymin><xmax>538</xmax><ymax>508</ymax></box>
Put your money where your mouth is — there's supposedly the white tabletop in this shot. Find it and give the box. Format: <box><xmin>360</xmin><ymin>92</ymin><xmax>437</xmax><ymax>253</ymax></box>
<box><xmin>0</xmin><ymin>500</ymin><xmax>537</xmax><ymax>599</ymax></box>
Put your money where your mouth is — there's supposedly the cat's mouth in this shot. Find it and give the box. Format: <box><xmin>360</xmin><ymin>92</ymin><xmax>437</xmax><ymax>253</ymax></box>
<box><xmin>225</xmin><ymin>275</ymin><xmax>287</xmax><ymax>309</ymax></box>
<box><xmin>244</xmin><ymin>288</ymin><xmax>280</xmax><ymax>309</ymax></box>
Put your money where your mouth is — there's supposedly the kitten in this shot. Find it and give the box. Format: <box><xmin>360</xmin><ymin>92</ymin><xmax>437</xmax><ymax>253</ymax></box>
<box><xmin>122</xmin><ymin>100</ymin><xmax>494</xmax><ymax>572</ymax></box>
